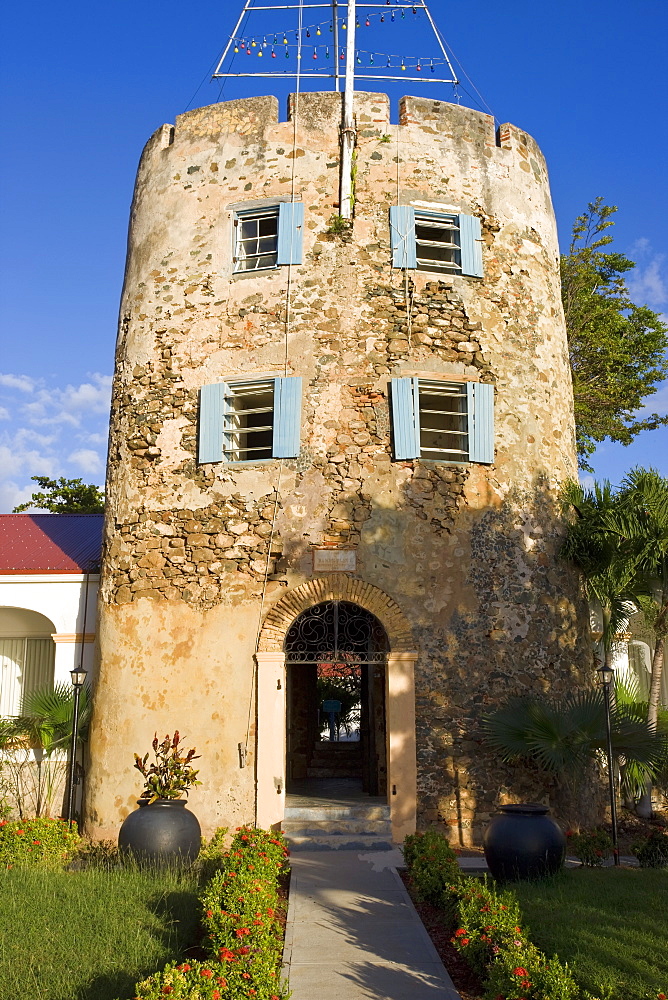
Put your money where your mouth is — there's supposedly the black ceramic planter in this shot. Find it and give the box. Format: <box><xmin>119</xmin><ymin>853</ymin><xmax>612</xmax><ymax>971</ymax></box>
<box><xmin>118</xmin><ymin>799</ymin><xmax>201</xmax><ymax>865</ymax></box>
<box><xmin>483</xmin><ymin>803</ymin><xmax>566</xmax><ymax>881</ymax></box>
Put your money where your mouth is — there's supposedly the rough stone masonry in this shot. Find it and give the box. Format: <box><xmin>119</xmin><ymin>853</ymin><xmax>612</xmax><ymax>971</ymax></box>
<box><xmin>86</xmin><ymin>91</ymin><xmax>595</xmax><ymax>844</ymax></box>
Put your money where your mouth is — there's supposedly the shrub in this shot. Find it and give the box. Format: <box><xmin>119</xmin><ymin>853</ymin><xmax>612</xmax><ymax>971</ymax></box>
<box><xmin>0</xmin><ymin>816</ymin><xmax>81</xmax><ymax>869</ymax></box>
<box><xmin>134</xmin><ymin>826</ymin><xmax>290</xmax><ymax>1000</ymax></box>
<box><xmin>631</xmin><ymin>829</ymin><xmax>668</xmax><ymax>868</ymax></box>
<box><xmin>450</xmin><ymin>877</ymin><xmax>580</xmax><ymax>1000</ymax></box>
<box><xmin>402</xmin><ymin>829</ymin><xmax>460</xmax><ymax>908</ymax></box>
<box><xmin>565</xmin><ymin>829</ymin><xmax>613</xmax><ymax>866</ymax></box>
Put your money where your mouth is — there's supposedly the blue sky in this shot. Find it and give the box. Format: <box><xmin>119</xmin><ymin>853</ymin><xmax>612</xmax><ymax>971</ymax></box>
<box><xmin>1</xmin><ymin>0</ymin><xmax>666</xmax><ymax>510</ymax></box>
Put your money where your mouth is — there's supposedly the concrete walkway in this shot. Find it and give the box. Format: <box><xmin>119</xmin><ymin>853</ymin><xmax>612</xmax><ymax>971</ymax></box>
<box><xmin>284</xmin><ymin>848</ymin><xmax>461</xmax><ymax>1000</ymax></box>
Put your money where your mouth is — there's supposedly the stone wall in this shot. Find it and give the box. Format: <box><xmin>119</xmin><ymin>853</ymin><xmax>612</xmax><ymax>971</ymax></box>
<box><xmin>86</xmin><ymin>92</ymin><xmax>596</xmax><ymax>843</ymax></box>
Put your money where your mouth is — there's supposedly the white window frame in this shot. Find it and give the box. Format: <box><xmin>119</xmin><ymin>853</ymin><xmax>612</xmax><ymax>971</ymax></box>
<box><xmin>233</xmin><ymin>207</ymin><xmax>279</xmax><ymax>273</ymax></box>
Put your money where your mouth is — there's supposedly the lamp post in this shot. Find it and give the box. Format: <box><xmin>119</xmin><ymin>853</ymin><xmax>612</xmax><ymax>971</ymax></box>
<box><xmin>66</xmin><ymin>665</ymin><xmax>87</xmax><ymax>825</ymax></box>
<box><xmin>598</xmin><ymin>663</ymin><xmax>620</xmax><ymax>866</ymax></box>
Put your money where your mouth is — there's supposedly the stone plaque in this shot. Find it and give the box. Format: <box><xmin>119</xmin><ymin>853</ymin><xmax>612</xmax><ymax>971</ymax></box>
<box><xmin>312</xmin><ymin>548</ymin><xmax>357</xmax><ymax>573</ymax></box>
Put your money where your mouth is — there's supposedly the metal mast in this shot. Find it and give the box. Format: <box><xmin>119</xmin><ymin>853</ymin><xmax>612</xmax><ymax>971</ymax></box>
<box><xmin>339</xmin><ymin>0</ymin><xmax>356</xmax><ymax>219</ymax></box>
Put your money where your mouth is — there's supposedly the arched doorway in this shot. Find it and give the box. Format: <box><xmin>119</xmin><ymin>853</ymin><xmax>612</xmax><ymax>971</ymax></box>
<box><xmin>284</xmin><ymin>600</ymin><xmax>389</xmax><ymax>798</ymax></box>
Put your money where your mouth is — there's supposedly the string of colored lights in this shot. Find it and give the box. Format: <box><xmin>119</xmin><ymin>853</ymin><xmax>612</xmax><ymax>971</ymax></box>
<box><xmin>228</xmin><ymin>4</ymin><xmax>447</xmax><ymax>71</ymax></box>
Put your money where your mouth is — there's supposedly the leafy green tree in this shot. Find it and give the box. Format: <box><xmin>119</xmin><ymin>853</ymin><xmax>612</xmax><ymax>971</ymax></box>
<box><xmin>13</xmin><ymin>476</ymin><xmax>104</xmax><ymax>513</ymax></box>
<box><xmin>561</xmin><ymin>198</ymin><xmax>668</xmax><ymax>471</ymax></box>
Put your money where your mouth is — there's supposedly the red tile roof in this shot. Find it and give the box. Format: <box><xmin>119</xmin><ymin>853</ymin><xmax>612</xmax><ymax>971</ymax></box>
<box><xmin>0</xmin><ymin>514</ymin><xmax>103</xmax><ymax>574</ymax></box>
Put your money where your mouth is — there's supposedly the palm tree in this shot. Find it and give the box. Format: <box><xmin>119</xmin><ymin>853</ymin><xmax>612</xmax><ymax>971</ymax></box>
<box><xmin>483</xmin><ymin>693</ymin><xmax>668</xmax><ymax>807</ymax></box>
<box><xmin>610</xmin><ymin>468</ymin><xmax>668</xmax><ymax>816</ymax></box>
<box><xmin>561</xmin><ymin>479</ymin><xmax>640</xmax><ymax>672</ymax></box>
<box><xmin>3</xmin><ymin>683</ymin><xmax>91</xmax><ymax>818</ymax></box>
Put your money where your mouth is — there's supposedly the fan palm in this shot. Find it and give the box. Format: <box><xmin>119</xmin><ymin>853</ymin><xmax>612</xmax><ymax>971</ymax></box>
<box><xmin>483</xmin><ymin>692</ymin><xmax>667</xmax><ymax>793</ymax></box>
<box><xmin>2</xmin><ymin>683</ymin><xmax>91</xmax><ymax>818</ymax></box>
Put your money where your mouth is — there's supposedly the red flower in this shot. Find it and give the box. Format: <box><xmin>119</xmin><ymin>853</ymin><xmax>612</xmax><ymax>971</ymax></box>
<box><xmin>213</xmin><ymin>993</ymin><xmax>221</xmax><ymax>1000</ymax></box>
<box><xmin>14</xmin><ymin>830</ymin><xmax>24</xmax><ymax>835</ymax></box>
<box><xmin>32</xmin><ymin>840</ymin><xmax>41</xmax><ymax>845</ymax></box>
<box><xmin>242</xmin><ymin>972</ymin><xmax>251</xmax><ymax>980</ymax></box>
<box><xmin>200</xmin><ymin>968</ymin><xmax>213</xmax><ymax>978</ymax></box>
<box><xmin>513</xmin><ymin>967</ymin><xmax>528</xmax><ymax>977</ymax></box>
<box><xmin>216</xmin><ymin>979</ymin><xmax>227</xmax><ymax>988</ymax></box>
<box><xmin>521</xmin><ymin>981</ymin><xmax>532</xmax><ymax>990</ymax></box>
<box><xmin>220</xmin><ymin>948</ymin><xmax>235</xmax><ymax>961</ymax></box>
<box><xmin>237</xmin><ymin>946</ymin><xmax>250</xmax><ymax>955</ymax></box>
<box><xmin>206</xmin><ymin>909</ymin><xmax>213</xmax><ymax>918</ymax></box>
<box><xmin>236</xmin><ymin>927</ymin><xmax>250</xmax><ymax>937</ymax></box>
<box><xmin>461</xmin><ymin>938</ymin><xmax>470</xmax><ymax>945</ymax></box>
<box><xmin>454</xmin><ymin>928</ymin><xmax>468</xmax><ymax>936</ymax></box>
<box><xmin>162</xmin><ymin>988</ymin><xmax>173</xmax><ymax>996</ymax></box>
<box><xmin>176</xmin><ymin>963</ymin><xmax>191</xmax><ymax>971</ymax></box>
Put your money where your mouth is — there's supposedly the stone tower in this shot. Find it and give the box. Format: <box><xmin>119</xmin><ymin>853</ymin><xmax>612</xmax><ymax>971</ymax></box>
<box><xmin>86</xmin><ymin>92</ymin><xmax>591</xmax><ymax>845</ymax></box>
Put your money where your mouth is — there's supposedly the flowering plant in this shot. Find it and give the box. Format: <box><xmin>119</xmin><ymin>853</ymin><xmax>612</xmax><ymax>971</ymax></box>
<box><xmin>402</xmin><ymin>828</ymin><xmax>461</xmax><ymax>909</ymax></box>
<box><xmin>0</xmin><ymin>816</ymin><xmax>81</xmax><ymax>869</ymax></box>
<box><xmin>134</xmin><ymin>826</ymin><xmax>290</xmax><ymax>1000</ymax></box>
<box><xmin>631</xmin><ymin>828</ymin><xmax>668</xmax><ymax>869</ymax></box>
<box><xmin>565</xmin><ymin>829</ymin><xmax>613</xmax><ymax>867</ymax></box>
<box><xmin>134</xmin><ymin>731</ymin><xmax>201</xmax><ymax>803</ymax></box>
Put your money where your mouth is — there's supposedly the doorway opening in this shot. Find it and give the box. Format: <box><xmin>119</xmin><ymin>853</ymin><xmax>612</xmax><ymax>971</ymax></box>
<box><xmin>285</xmin><ymin>600</ymin><xmax>389</xmax><ymax>801</ymax></box>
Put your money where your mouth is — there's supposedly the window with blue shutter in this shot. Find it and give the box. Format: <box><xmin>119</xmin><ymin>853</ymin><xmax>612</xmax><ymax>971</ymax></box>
<box><xmin>390</xmin><ymin>207</ymin><xmax>483</xmax><ymax>277</ymax></box>
<box><xmin>234</xmin><ymin>202</ymin><xmax>303</xmax><ymax>272</ymax></box>
<box><xmin>390</xmin><ymin>378</ymin><xmax>494</xmax><ymax>464</ymax></box>
<box><xmin>198</xmin><ymin>377</ymin><xmax>302</xmax><ymax>463</ymax></box>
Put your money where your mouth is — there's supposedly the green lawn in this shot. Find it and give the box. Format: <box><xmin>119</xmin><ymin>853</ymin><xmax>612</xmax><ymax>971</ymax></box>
<box><xmin>0</xmin><ymin>865</ymin><xmax>200</xmax><ymax>1000</ymax></box>
<box><xmin>512</xmin><ymin>867</ymin><xmax>668</xmax><ymax>1000</ymax></box>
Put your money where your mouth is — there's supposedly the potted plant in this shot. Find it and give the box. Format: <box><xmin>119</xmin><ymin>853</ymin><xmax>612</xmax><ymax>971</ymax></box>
<box><xmin>118</xmin><ymin>731</ymin><xmax>202</xmax><ymax>864</ymax></box>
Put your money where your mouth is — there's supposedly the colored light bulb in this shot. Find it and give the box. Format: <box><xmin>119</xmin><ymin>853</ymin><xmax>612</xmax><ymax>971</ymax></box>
<box><xmin>283</xmin><ymin>36</ymin><xmax>288</xmax><ymax>44</ymax></box>
<box><xmin>365</xmin><ymin>17</ymin><xmax>370</xmax><ymax>26</ymax></box>
<box><xmin>306</xmin><ymin>28</ymin><xmax>310</xmax><ymax>37</ymax></box>
<box><xmin>416</xmin><ymin>63</ymin><xmax>421</xmax><ymax>71</ymax></box>
<box><xmin>313</xmin><ymin>48</ymin><xmax>318</xmax><ymax>59</ymax></box>
<box><xmin>271</xmin><ymin>48</ymin><xmax>276</xmax><ymax>58</ymax></box>
<box><xmin>342</xmin><ymin>21</ymin><xmax>347</xmax><ymax>29</ymax></box>
<box><xmin>251</xmin><ymin>39</ymin><xmax>256</xmax><ymax>46</ymax></box>
<box><xmin>234</xmin><ymin>45</ymin><xmax>239</xmax><ymax>52</ymax></box>
<box><xmin>316</xmin><ymin>27</ymin><xmax>321</xmax><ymax>35</ymax></box>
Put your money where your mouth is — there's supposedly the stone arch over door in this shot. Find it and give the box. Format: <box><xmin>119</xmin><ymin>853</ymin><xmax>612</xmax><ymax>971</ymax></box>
<box><xmin>257</xmin><ymin>575</ymin><xmax>415</xmax><ymax>652</ymax></box>
<box><xmin>255</xmin><ymin>576</ymin><xmax>418</xmax><ymax>842</ymax></box>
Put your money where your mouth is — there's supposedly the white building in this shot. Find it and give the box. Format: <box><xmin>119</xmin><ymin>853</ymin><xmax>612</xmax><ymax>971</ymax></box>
<box><xmin>0</xmin><ymin>514</ymin><xmax>102</xmax><ymax>716</ymax></box>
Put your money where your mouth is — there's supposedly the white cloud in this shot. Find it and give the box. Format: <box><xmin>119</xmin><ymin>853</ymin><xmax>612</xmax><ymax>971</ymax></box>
<box><xmin>627</xmin><ymin>254</ymin><xmax>667</xmax><ymax>310</ymax></box>
<box><xmin>0</xmin><ymin>374</ymin><xmax>36</xmax><ymax>393</ymax></box>
<box><xmin>0</xmin><ymin>480</ymin><xmax>34</xmax><ymax>513</ymax></box>
<box><xmin>0</xmin><ymin>372</ymin><xmax>111</xmax><ymax>511</ymax></box>
<box><xmin>67</xmin><ymin>448</ymin><xmax>103</xmax><ymax>474</ymax></box>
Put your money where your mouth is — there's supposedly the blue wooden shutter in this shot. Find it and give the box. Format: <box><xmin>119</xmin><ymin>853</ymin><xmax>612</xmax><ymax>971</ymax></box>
<box><xmin>277</xmin><ymin>202</ymin><xmax>304</xmax><ymax>265</ymax></box>
<box><xmin>459</xmin><ymin>214</ymin><xmax>484</xmax><ymax>277</ymax></box>
<box><xmin>390</xmin><ymin>206</ymin><xmax>417</xmax><ymax>269</ymax></box>
<box><xmin>391</xmin><ymin>377</ymin><xmax>420</xmax><ymax>459</ymax></box>
<box><xmin>273</xmin><ymin>376</ymin><xmax>302</xmax><ymax>458</ymax></box>
<box><xmin>467</xmin><ymin>381</ymin><xmax>494</xmax><ymax>463</ymax></box>
<box><xmin>198</xmin><ymin>382</ymin><xmax>227</xmax><ymax>463</ymax></box>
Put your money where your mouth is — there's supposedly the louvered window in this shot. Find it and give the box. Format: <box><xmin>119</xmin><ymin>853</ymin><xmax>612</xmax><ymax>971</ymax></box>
<box><xmin>415</xmin><ymin>214</ymin><xmax>461</xmax><ymax>273</ymax></box>
<box><xmin>417</xmin><ymin>380</ymin><xmax>468</xmax><ymax>460</ymax></box>
<box><xmin>390</xmin><ymin>207</ymin><xmax>483</xmax><ymax>277</ymax></box>
<box><xmin>391</xmin><ymin>377</ymin><xmax>494</xmax><ymax>464</ymax></box>
<box><xmin>224</xmin><ymin>380</ymin><xmax>274</xmax><ymax>461</ymax></box>
<box><xmin>199</xmin><ymin>377</ymin><xmax>302</xmax><ymax>464</ymax></box>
